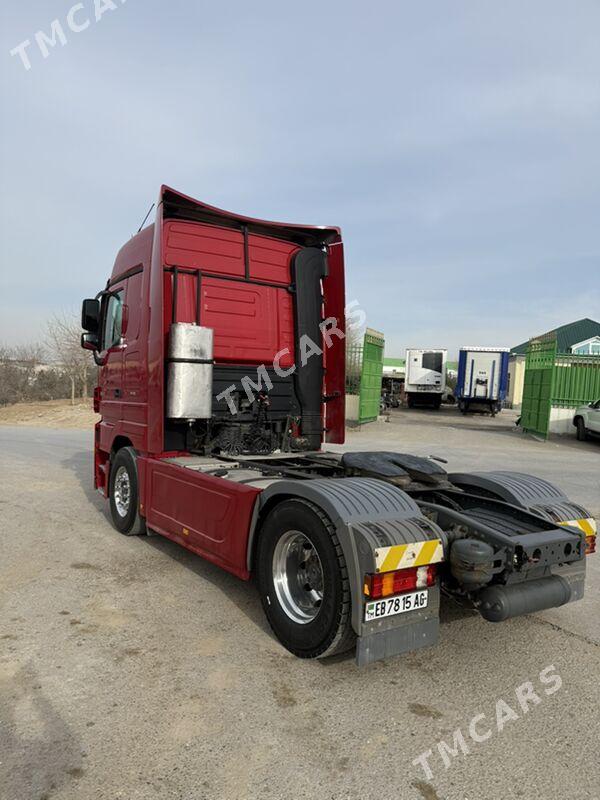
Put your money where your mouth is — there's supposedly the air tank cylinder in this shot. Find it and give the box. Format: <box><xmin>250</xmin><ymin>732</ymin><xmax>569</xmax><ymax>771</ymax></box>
<box><xmin>449</xmin><ymin>538</ymin><xmax>495</xmax><ymax>590</ymax></box>
<box><xmin>166</xmin><ymin>323</ymin><xmax>213</xmax><ymax>420</ymax></box>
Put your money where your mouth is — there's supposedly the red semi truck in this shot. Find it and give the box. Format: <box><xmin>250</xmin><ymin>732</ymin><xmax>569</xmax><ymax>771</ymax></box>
<box><xmin>81</xmin><ymin>186</ymin><xmax>596</xmax><ymax>665</ymax></box>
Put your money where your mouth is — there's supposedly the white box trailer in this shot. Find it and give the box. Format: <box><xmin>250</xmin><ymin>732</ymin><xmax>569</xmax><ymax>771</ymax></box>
<box><xmin>456</xmin><ymin>347</ymin><xmax>510</xmax><ymax>415</ymax></box>
<box><xmin>405</xmin><ymin>349</ymin><xmax>447</xmax><ymax>409</ymax></box>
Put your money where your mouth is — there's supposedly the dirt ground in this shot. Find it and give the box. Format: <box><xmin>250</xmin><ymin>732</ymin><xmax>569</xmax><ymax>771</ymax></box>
<box><xmin>0</xmin><ymin>399</ymin><xmax>98</xmax><ymax>429</ymax></box>
<box><xmin>1</xmin><ymin>407</ymin><xmax>599</xmax><ymax>800</ymax></box>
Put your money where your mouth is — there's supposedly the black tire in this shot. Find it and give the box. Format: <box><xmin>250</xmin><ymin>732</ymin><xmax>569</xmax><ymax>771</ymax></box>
<box><xmin>109</xmin><ymin>447</ymin><xmax>146</xmax><ymax>535</ymax></box>
<box><xmin>433</xmin><ymin>398</ymin><xmax>442</xmax><ymax>410</ymax></box>
<box><xmin>576</xmin><ymin>417</ymin><xmax>588</xmax><ymax>441</ymax></box>
<box><xmin>256</xmin><ymin>499</ymin><xmax>355</xmax><ymax>659</ymax></box>
<box><xmin>407</xmin><ymin>396</ymin><xmax>414</xmax><ymax>408</ymax></box>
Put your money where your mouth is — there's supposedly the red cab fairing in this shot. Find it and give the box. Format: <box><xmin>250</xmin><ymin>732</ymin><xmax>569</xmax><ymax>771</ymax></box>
<box><xmin>147</xmin><ymin>185</ymin><xmax>346</xmax><ymax>453</ymax></box>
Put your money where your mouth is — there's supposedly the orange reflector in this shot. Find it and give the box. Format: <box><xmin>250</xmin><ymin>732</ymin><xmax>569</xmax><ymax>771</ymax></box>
<box><xmin>382</xmin><ymin>572</ymin><xmax>395</xmax><ymax>596</ymax></box>
<box><xmin>586</xmin><ymin>535</ymin><xmax>596</xmax><ymax>555</ymax></box>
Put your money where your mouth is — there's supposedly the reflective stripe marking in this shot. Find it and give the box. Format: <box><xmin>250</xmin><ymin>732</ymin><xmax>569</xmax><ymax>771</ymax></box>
<box><xmin>379</xmin><ymin>544</ymin><xmax>407</xmax><ymax>573</ymax></box>
<box><xmin>558</xmin><ymin>518</ymin><xmax>597</xmax><ymax>536</ymax></box>
<box><xmin>375</xmin><ymin>539</ymin><xmax>444</xmax><ymax>573</ymax></box>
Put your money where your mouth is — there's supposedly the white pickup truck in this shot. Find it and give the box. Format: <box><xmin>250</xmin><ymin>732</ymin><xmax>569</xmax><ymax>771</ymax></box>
<box><xmin>574</xmin><ymin>399</ymin><xmax>600</xmax><ymax>440</ymax></box>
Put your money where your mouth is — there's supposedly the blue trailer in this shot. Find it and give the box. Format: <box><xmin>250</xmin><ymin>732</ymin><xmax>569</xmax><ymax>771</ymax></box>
<box><xmin>456</xmin><ymin>347</ymin><xmax>510</xmax><ymax>415</ymax></box>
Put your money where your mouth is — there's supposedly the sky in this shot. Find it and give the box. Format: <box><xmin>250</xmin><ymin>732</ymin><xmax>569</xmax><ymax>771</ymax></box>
<box><xmin>1</xmin><ymin>0</ymin><xmax>599</xmax><ymax>358</ymax></box>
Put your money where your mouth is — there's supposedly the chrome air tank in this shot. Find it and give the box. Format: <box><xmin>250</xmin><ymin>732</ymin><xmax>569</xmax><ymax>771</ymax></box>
<box><xmin>166</xmin><ymin>323</ymin><xmax>213</xmax><ymax>420</ymax></box>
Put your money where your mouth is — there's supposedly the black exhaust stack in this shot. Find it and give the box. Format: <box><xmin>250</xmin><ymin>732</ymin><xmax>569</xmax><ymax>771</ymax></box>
<box><xmin>291</xmin><ymin>247</ymin><xmax>328</xmax><ymax>450</ymax></box>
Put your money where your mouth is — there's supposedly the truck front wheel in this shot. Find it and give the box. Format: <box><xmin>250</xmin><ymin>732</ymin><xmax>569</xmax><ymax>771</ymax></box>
<box><xmin>256</xmin><ymin>499</ymin><xmax>355</xmax><ymax>659</ymax></box>
<box><xmin>109</xmin><ymin>447</ymin><xmax>146</xmax><ymax>535</ymax></box>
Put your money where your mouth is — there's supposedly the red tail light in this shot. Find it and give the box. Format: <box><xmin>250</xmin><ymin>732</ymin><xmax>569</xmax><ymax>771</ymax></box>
<box><xmin>364</xmin><ymin>565</ymin><xmax>437</xmax><ymax>599</ymax></box>
<box><xmin>586</xmin><ymin>535</ymin><xmax>596</xmax><ymax>555</ymax></box>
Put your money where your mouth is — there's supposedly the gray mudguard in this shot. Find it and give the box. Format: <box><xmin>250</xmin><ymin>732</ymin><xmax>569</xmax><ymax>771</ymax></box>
<box><xmin>254</xmin><ymin>478</ymin><xmax>446</xmax><ymax>665</ymax></box>
<box><xmin>448</xmin><ymin>470</ymin><xmax>594</xmax><ymax>526</ymax></box>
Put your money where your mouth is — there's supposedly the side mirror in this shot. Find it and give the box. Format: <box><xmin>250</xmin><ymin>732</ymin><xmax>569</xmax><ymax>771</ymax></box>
<box><xmin>82</xmin><ymin>298</ymin><xmax>101</xmax><ymax>333</ymax></box>
<box><xmin>81</xmin><ymin>332</ymin><xmax>99</xmax><ymax>351</ymax></box>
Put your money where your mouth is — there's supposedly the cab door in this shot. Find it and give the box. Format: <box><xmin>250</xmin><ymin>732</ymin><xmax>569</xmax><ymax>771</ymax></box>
<box><xmin>121</xmin><ymin>272</ymin><xmax>147</xmax><ymax>447</ymax></box>
<box><xmin>98</xmin><ymin>288</ymin><xmax>125</xmax><ymax>438</ymax></box>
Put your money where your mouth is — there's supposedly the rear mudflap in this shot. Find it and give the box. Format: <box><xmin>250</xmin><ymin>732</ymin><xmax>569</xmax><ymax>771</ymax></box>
<box><xmin>356</xmin><ymin>585</ymin><xmax>441</xmax><ymax>666</ymax></box>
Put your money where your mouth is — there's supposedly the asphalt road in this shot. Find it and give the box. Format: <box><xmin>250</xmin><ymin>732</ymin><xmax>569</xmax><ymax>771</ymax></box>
<box><xmin>1</xmin><ymin>418</ymin><xmax>599</xmax><ymax>800</ymax></box>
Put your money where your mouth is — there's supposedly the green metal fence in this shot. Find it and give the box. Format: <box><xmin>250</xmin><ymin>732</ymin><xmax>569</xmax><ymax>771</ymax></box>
<box><xmin>345</xmin><ymin>342</ymin><xmax>362</xmax><ymax>396</ymax></box>
<box><xmin>520</xmin><ymin>336</ymin><xmax>557</xmax><ymax>438</ymax></box>
<box><xmin>345</xmin><ymin>329</ymin><xmax>385</xmax><ymax>424</ymax></box>
<box><xmin>552</xmin><ymin>355</ymin><xmax>600</xmax><ymax>407</ymax></box>
<box><xmin>358</xmin><ymin>329</ymin><xmax>385</xmax><ymax>423</ymax></box>
<box><xmin>521</xmin><ymin>335</ymin><xmax>600</xmax><ymax>438</ymax></box>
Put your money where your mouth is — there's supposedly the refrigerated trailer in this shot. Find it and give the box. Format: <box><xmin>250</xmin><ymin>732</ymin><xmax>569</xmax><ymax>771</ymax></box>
<box><xmin>456</xmin><ymin>347</ymin><xmax>510</xmax><ymax>415</ymax></box>
<box><xmin>80</xmin><ymin>186</ymin><xmax>596</xmax><ymax>665</ymax></box>
<box><xmin>405</xmin><ymin>349</ymin><xmax>447</xmax><ymax>409</ymax></box>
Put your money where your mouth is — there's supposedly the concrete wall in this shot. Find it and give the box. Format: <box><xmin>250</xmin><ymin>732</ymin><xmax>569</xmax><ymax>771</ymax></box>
<box><xmin>507</xmin><ymin>355</ymin><xmax>526</xmax><ymax>408</ymax></box>
<box><xmin>345</xmin><ymin>394</ymin><xmax>360</xmax><ymax>423</ymax></box>
<box><xmin>549</xmin><ymin>406</ymin><xmax>576</xmax><ymax>435</ymax></box>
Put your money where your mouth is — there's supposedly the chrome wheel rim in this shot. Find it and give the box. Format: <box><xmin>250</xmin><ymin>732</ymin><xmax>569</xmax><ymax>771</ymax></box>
<box><xmin>272</xmin><ymin>531</ymin><xmax>324</xmax><ymax>624</ymax></box>
<box><xmin>114</xmin><ymin>466</ymin><xmax>131</xmax><ymax>517</ymax></box>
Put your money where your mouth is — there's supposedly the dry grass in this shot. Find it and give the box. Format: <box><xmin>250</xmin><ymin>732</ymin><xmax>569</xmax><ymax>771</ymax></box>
<box><xmin>0</xmin><ymin>399</ymin><xmax>98</xmax><ymax>429</ymax></box>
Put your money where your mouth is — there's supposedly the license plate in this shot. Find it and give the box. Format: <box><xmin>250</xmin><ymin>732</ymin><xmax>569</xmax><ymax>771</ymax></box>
<box><xmin>364</xmin><ymin>590</ymin><xmax>428</xmax><ymax>622</ymax></box>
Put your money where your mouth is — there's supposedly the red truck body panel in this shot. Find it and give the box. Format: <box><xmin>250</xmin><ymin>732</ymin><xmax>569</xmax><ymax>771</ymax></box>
<box><xmin>164</xmin><ymin>273</ymin><xmax>296</xmax><ymax>368</ymax></box>
<box><xmin>96</xmin><ymin>223</ymin><xmax>154</xmax><ymax>459</ymax></box>
<box><xmin>138</xmin><ymin>457</ymin><xmax>260</xmax><ymax>580</ymax></box>
<box><xmin>163</xmin><ymin>219</ymin><xmax>298</xmax><ymax>286</ymax></box>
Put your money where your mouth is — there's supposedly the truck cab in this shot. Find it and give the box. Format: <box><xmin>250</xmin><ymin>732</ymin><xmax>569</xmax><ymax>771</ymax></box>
<box><xmin>81</xmin><ymin>186</ymin><xmax>346</xmax><ymax>480</ymax></box>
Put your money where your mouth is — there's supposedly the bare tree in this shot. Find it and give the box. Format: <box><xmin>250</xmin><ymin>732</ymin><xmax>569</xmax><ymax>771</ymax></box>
<box><xmin>0</xmin><ymin>343</ymin><xmax>46</xmax><ymax>405</ymax></box>
<box><xmin>1</xmin><ymin>342</ymin><xmax>46</xmax><ymax>363</ymax></box>
<box><xmin>45</xmin><ymin>312</ymin><xmax>93</xmax><ymax>404</ymax></box>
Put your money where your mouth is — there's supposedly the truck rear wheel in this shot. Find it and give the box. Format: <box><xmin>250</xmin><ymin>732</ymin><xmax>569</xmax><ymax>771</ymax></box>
<box><xmin>109</xmin><ymin>447</ymin><xmax>146</xmax><ymax>536</ymax></box>
<box><xmin>256</xmin><ymin>499</ymin><xmax>355</xmax><ymax>659</ymax></box>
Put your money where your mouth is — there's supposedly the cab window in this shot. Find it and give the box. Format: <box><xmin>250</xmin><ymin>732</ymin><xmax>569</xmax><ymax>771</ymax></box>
<box><xmin>102</xmin><ymin>290</ymin><xmax>123</xmax><ymax>350</ymax></box>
